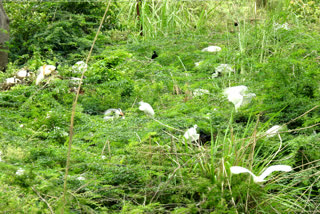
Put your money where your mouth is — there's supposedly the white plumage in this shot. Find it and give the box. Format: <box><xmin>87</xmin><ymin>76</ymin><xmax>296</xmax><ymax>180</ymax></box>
<box><xmin>36</xmin><ymin>64</ymin><xmax>58</xmax><ymax>85</ymax></box>
<box><xmin>72</xmin><ymin>61</ymin><xmax>87</xmax><ymax>73</ymax></box>
<box><xmin>184</xmin><ymin>125</ymin><xmax>199</xmax><ymax>142</ymax></box>
<box><xmin>242</xmin><ymin>93</ymin><xmax>256</xmax><ymax>106</ymax></box>
<box><xmin>230</xmin><ymin>165</ymin><xmax>292</xmax><ymax>183</ymax></box>
<box><xmin>139</xmin><ymin>101</ymin><xmax>154</xmax><ymax>117</ymax></box>
<box><xmin>16</xmin><ymin>68</ymin><xmax>32</xmax><ymax>79</ymax></box>
<box><xmin>36</xmin><ymin>73</ymin><xmax>45</xmax><ymax>85</ymax></box>
<box><xmin>201</xmin><ymin>46</ymin><xmax>222</xmax><ymax>52</ymax></box>
<box><xmin>5</xmin><ymin>76</ymin><xmax>20</xmax><ymax>85</ymax></box>
<box><xmin>265</xmin><ymin>125</ymin><xmax>282</xmax><ymax>137</ymax></box>
<box><xmin>216</xmin><ymin>64</ymin><xmax>234</xmax><ymax>74</ymax></box>
<box><xmin>39</xmin><ymin>65</ymin><xmax>56</xmax><ymax>76</ymax></box>
<box><xmin>223</xmin><ymin>85</ymin><xmax>256</xmax><ymax>111</ymax></box>
<box><xmin>212</xmin><ymin>64</ymin><xmax>234</xmax><ymax>78</ymax></box>
<box><xmin>104</xmin><ymin>108</ymin><xmax>124</xmax><ymax>120</ymax></box>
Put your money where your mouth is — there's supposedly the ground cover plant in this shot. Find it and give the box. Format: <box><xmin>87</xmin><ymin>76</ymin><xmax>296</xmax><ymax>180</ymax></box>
<box><xmin>0</xmin><ymin>0</ymin><xmax>319</xmax><ymax>213</ymax></box>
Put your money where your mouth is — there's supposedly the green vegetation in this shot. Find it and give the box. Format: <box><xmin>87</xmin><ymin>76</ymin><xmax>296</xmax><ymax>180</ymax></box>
<box><xmin>0</xmin><ymin>0</ymin><xmax>319</xmax><ymax>213</ymax></box>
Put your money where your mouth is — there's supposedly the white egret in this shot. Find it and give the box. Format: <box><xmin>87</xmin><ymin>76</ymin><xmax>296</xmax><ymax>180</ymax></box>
<box><xmin>5</xmin><ymin>76</ymin><xmax>20</xmax><ymax>85</ymax></box>
<box><xmin>139</xmin><ymin>101</ymin><xmax>154</xmax><ymax>117</ymax></box>
<box><xmin>266</xmin><ymin>125</ymin><xmax>282</xmax><ymax>137</ymax></box>
<box><xmin>184</xmin><ymin>125</ymin><xmax>200</xmax><ymax>142</ymax></box>
<box><xmin>212</xmin><ymin>64</ymin><xmax>234</xmax><ymax>78</ymax></box>
<box><xmin>36</xmin><ymin>63</ymin><xmax>59</xmax><ymax>85</ymax></box>
<box><xmin>72</xmin><ymin>61</ymin><xmax>87</xmax><ymax>73</ymax></box>
<box><xmin>230</xmin><ymin>165</ymin><xmax>292</xmax><ymax>183</ymax></box>
<box><xmin>104</xmin><ymin>108</ymin><xmax>124</xmax><ymax>120</ymax></box>
<box><xmin>201</xmin><ymin>46</ymin><xmax>222</xmax><ymax>52</ymax></box>
<box><xmin>16</xmin><ymin>68</ymin><xmax>32</xmax><ymax>79</ymax></box>
<box><xmin>223</xmin><ymin>85</ymin><xmax>256</xmax><ymax>111</ymax></box>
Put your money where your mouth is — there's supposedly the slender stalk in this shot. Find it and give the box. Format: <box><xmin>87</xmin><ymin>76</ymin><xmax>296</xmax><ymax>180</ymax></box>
<box><xmin>136</xmin><ymin>0</ymin><xmax>143</xmax><ymax>36</ymax></box>
<box><xmin>61</xmin><ymin>1</ymin><xmax>111</xmax><ymax>213</ymax></box>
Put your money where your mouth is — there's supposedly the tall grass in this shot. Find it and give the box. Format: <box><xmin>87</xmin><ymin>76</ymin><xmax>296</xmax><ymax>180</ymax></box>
<box><xmin>119</xmin><ymin>0</ymin><xmax>264</xmax><ymax>38</ymax></box>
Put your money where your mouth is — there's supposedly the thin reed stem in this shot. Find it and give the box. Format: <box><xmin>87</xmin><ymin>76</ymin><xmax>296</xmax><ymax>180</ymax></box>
<box><xmin>61</xmin><ymin>1</ymin><xmax>112</xmax><ymax>213</ymax></box>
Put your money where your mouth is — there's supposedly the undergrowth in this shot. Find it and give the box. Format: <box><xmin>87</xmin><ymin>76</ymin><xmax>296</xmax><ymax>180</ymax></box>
<box><xmin>0</xmin><ymin>0</ymin><xmax>319</xmax><ymax>213</ymax></box>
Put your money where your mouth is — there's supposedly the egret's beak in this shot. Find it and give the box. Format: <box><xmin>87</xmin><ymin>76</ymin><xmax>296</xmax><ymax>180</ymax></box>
<box><xmin>120</xmin><ymin>111</ymin><xmax>125</xmax><ymax>119</ymax></box>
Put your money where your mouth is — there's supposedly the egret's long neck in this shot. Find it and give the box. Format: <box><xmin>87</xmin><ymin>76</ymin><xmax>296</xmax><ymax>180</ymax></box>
<box><xmin>42</xmin><ymin>65</ymin><xmax>46</xmax><ymax>76</ymax></box>
<box><xmin>247</xmin><ymin>170</ymin><xmax>260</xmax><ymax>182</ymax></box>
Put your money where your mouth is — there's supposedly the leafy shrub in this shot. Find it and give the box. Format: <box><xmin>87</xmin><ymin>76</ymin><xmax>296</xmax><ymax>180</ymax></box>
<box><xmin>288</xmin><ymin>0</ymin><xmax>320</xmax><ymax>23</ymax></box>
<box><xmin>79</xmin><ymin>50</ymin><xmax>134</xmax><ymax>114</ymax></box>
<box><xmin>4</xmin><ymin>1</ymin><xmax>119</xmax><ymax>64</ymax></box>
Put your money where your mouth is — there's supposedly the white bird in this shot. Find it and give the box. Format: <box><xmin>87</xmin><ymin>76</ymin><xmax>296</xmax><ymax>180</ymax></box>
<box><xmin>212</xmin><ymin>64</ymin><xmax>234</xmax><ymax>78</ymax></box>
<box><xmin>216</xmin><ymin>64</ymin><xmax>234</xmax><ymax>73</ymax></box>
<box><xmin>223</xmin><ymin>85</ymin><xmax>256</xmax><ymax>111</ymax></box>
<box><xmin>184</xmin><ymin>125</ymin><xmax>200</xmax><ymax>142</ymax></box>
<box><xmin>5</xmin><ymin>76</ymin><xmax>21</xmax><ymax>85</ymax></box>
<box><xmin>201</xmin><ymin>46</ymin><xmax>222</xmax><ymax>52</ymax></box>
<box><xmin>36</xmin><ymin>63</ymin><xmax>58</xmax><ymax>85</ymax></box>
<box><xmin>72</xmin><ymin>61</ymin><xmax>88</xmax><ymax>74</ymax></box>
<box><xmin>230</xmin><ymin>165</ymin><xmax>292</xmax><ymax>183</ymax></box>
<box><xmin>266</xmin><ymin>125</ymin><xmax>282</xmax><ymax>137</ymax></box>
<box><xmin>104</xmin><ymin>108</ymin><xmax>124</xmax><ymax>120</ymax></box>
<box><xmin>16</xmin><ymin>68</ymin><xmax>32</xmax><ymax>79</ymax></box>
<box><xmin>139</xmin><ymin>101</ymin><xmax>155</xmax><ymax>117</ymax></box>
<box><xmin>36</xmin><ymin>72</ymin><xmax>45</xmax><ymax>85</ymax></box>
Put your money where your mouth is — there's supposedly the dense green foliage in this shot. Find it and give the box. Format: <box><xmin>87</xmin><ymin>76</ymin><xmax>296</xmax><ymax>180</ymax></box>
<box><xmin>0</xmin><ymin>0</ymin><xmax>319</xmax><ymax>213</ymax></box>
<box><xmin>5</xmin><ymin>1</ymin><xmax>119</xmax><ymax>64</ymax></box>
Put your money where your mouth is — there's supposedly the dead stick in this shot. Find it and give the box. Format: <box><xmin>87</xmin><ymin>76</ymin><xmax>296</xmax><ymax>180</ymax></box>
<box><xmin>101</xmin><ymin>140</ymin><xmax>108</xmax><ymax>156</ymax></box>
